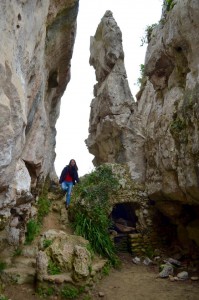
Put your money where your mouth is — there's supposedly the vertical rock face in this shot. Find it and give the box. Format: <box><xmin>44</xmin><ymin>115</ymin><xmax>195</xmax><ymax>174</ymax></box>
<box><xmin>0</xmin><ymin>0</ymin><xmax>79</xmax><ymax>245</ymax></box>
<box><xmin>86</xmin><ymin>11</ymin><xmax>146</xmax><ymax>183</ymax></box>
<box><xmin>140</xmin><ymin>0</ymin><xmax>199</xmax><ymax>206</ymax></box>
<box><xmin>87</xmin><ymin>1</ymin><xmax>199</xmax><ymax>249</ymax></box>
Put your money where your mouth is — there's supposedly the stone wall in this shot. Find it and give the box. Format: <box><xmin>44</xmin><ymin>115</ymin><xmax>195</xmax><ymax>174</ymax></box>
<box><xmin>0</xmin><ymin>0</ymin><xmax>79</xmax><ymax>245</ymax></box>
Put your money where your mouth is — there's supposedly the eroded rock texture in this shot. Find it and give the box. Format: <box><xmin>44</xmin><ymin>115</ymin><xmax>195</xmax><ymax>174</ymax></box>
<box><xmin>86</xmin><ymin>11</ymin><xmax>146</xmax><ymax>183</ymax></box>
<box><xmin>0</xmin><ymin>0</ymin><xmax>79</xmax><ymax>245</ymax></box>
<box><xmin>87</xmin><ymin>1</ymin><xmax>199</xmax><ymax>250</ymax></box>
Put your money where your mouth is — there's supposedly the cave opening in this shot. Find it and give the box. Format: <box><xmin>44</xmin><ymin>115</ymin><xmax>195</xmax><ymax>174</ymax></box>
<box><xmin>109</xmin><ymin>202</ymin><xmax>138</xmax><ymax>253</ymax></box>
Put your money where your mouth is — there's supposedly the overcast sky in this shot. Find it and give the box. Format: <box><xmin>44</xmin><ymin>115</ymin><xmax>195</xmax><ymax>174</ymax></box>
<box><xmin>55</xmin><ymin>0</ymin><xmax>162</xmax><ymax>177</ymax></box>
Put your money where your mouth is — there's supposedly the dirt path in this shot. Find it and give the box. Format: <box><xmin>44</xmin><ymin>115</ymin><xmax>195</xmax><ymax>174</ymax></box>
<box><xmin>90</xmin><ymin>253</ymin><xmax>199</xmax><ymax>300</ymax></box>
<box><xmin>4</xmin><ymin>254</ymin><xmax>199</xmax><ymax>300</ymax></box>
<box><xmin>3</xmin><ymin>198</ymin><xmax>199</xmax><ymax>300</ymax></box>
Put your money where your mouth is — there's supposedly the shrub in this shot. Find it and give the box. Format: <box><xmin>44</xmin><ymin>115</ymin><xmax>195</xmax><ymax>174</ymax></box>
<box><xmin>140</xmin><ymin>23</ymin><xmax>157</xmax><ymax>46</ymax></box>
<box><xmin>71</xmin><ymin>165</ymin><xmax>119</xmax><ymax>266</ymax></box>
<box><xmin>137</xmin><ymin>64</ymin><xmax>147</xmax><ymax>88</ymax></box>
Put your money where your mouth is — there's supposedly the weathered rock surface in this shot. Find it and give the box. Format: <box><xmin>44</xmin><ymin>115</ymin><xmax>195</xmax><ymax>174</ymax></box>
<box><xmin>86</xmin><ymin>10</ymin><xmax>146</xmax><ymax>183</ymax></box>
<box><xmin>0</xmin><ymin>0</ymin><xmax>79</xmax><ymax>245</ymax></box>
<box><xmin>36</xmin><ymin>229</ymin><xmax>106</xmax><ymax>285</ymax></box>
<box><xmin>86</xmin><ymin>1</ymin><xmax>199</xmax><ymax>250</ymax></box>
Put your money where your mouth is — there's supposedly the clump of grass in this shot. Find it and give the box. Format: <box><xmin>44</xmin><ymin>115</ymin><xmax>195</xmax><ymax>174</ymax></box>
<box><xmin>43</xmin><ymin>239</ymin><xmax>53</xmax><ymax>249</ymax></box>
<box><xmin>13</xmin><ymin>247</ymin><xmax>22</xmax><ymax>257</ymax></box>
<box><xmin>70</xmin><ymin>165</ymin><xmax>119</xmax><ymax>266</ymax></box>
<box><xmin>0</xmin><ymin>295</ymin><xmax>9</xmax><ymax>300</ymax></box>
<box><xmin>60</xmin><ymin>284</ymin><xmax>83</xmax><ymax>299</ymax></box>
<box><xmin>48</xmin><ymin>259</ymin><xmax>61</xmax><ymax>275</ymax></box>
<box><xmin>25</xmin><ymin>196</ymin><xmax>51</xmax><ymax>244</ymax></box>
<box><xmin>0</xmin><ymin>262</ymin><xmax>6</xmax><ymax>273</ymax></box>
<box><xmin>102</xmin><ymin>262</ymin><xmax>111</xmax><ymax>276</ymax></box>
<box><xmin>25</xmin><ymin>219</ymin><xmax>40</xmax><ymax>244</ymax></box>
<box><xmin>36</xmin><ymin>286</ymin><xmax>55</xmax><ymax>298</ymax></box>
<box><xmin>37</xmin><ymin>197</ymin><xmax>51</xmax><ymax>223</ymax></box>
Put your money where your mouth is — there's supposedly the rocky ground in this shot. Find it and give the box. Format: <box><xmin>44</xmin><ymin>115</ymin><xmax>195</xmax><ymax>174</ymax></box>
<box><xmin>2</xmin><ymin>195</ymin><xmax>199</xmax><ymax>300</ymax></box>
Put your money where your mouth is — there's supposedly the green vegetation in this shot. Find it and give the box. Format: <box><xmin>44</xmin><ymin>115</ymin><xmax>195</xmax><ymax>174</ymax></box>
<box><xmin>144</xmin><ymin>245</ymin><xmax>155</xmax><ymax>259</ymax></box>
<box><xmin>60</xmin><ymin>284</ymin><xmax>84</xmax><ymax>299</ymax></box>
<box><xmin>37</xmin><ymin>197</ymin><xmax>51</xmax><ymax>223</ymax></box>
<box><xmin>137</xmin><ymin>64</ymin><xmax>147</xmax><ymax>88</ymax></box>
<box><xmin>43</xmin><ymin>239</ymin><xmax>53</xmax><ymax>249</ymax></box>
<box><xmin>170</xmin><ymin>117</ymin><xmax>186</xmax><ymax>134</ymax></box>
<box><xmin>102</xmin><ymin>262</ymin><xmax>111</xmax><ymax>276</ymax></box>
<box><xmin>0</xmin><ymin>295</ymin><xmax>9</xmax><ymax>300</ymax></box>
<box><xmin>25</xmin><ymin>219</ymin><xmax>41</xmax><ymax>244</ymax></box>
<box><xmin>141</xmin><ymin>23</ymin><xmax>157</xmax><ymax>46</ymax></box>
<box><xmin>82</xmin><ymin>296</ymin><xmax>92</xmax><ymax>300</ymax></box>
<box><xmin>13</xmin><ymin>247</ymin><xmax>22</xmax><ymax>257</ymax></box>
<box><xmin>36</xmin><ymin>286</ymin><xmax>55</xmax><ymax>298</ymax></box>
<box><xmin>0</xmin><ymin>262</ymin><xmax>6</xmax><ymax>273</ymax></box>
<box><xmin>25</xmin><ymin>196</ymin><xmax>51</xmax><ymax>244</ymax></box>
<box><xmin>71</xmin><ymin>165</ymin><xmax>119</xmax><ymax>266</ymax></box>
<box><xmin>165</xmin><ymin>0</ymin><xmax>176</xmax><ymax>11</ymax></box>
<box><xmin>47</xmin><ymin>259</ymin><xmax>61</xmax><ymax>275</ymax></box>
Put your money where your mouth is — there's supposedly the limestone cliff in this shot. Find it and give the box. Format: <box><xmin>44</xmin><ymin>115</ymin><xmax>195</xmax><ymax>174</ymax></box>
<box><xmin>86</xmin><ymin>1</ymin><xmax>199</xmax><ymax>250</ymax></box>
<box><xmin>86</xmin><ymin>11</ymin><xmax>146</xmax><ymax>183</ymax></box>
<box><xmin>0</xmin><ymin>0</ymin><xmax>79</xmax><ymax>245</ymax></box>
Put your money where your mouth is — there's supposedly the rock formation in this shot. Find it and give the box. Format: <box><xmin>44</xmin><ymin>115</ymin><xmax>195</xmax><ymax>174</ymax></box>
<box><xmin>86</xmin><ymin>10</ymin><xmax>146</xmax><ymax>183</ymax></box>
<box><xmin>86</xmin><ymin>1</ymin><xmax>199</xmax><ymax>250</ymax></box>
<box><xmin>0</xmin><ymin>0</ymin><xmax>79</xmax><ymax>245</ymax></box>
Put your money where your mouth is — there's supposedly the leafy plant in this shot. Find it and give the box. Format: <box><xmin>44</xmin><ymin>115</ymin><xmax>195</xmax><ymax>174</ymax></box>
<box><xmin>25</xmin><ymin>219</ymin><xmax>40</xmax><ymax>244</ymax></box>
<box><xmin>48</xmin><ymin>259</ymin><xmax>61</xmax><ymax>275</ymax></box>
<box><xmin>0</xmin><ymin>262</ymin><xmax>6</xmax><ymax>273</ymax></box>
<box><xmin>165</xmin><ymin>0</ymin><xmax>176</xmax><ymax>11</ymax></box>
<box><xmin>140</xmin><ymin>23</ymin><xmax>157</xmax><ymax>46</ymax></box>
<box><xmin>137</xmin><ymin>64</ymin><xmax>147</xmax><ymax>88</ymax></box>
<box><xmin>70</xmin><ymin>165</ymin><xmax>119</xmax><ymax>266</ymax></box>
<box><xmin>43</xmin><ymin>239</ymin><xmax>53</xmax><ymax>249</ymax></box>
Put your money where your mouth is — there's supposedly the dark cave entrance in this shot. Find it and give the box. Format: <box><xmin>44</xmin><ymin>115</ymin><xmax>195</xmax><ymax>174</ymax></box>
<box><xmin>109</xmin><ymin>202</ymin><xmax>138</xmax><ymax>253</ymax></box>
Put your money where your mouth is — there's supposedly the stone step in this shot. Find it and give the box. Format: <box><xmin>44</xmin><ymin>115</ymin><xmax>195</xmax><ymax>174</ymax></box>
<box><xmin>1</xmin><ymin>266</ymin><xmax>36</xmax><ymax>284</ymax></box>
<box><xmin>12</xmin><ymin>256</ymin><xmax>36</xmax><ymax>268</ymax></box>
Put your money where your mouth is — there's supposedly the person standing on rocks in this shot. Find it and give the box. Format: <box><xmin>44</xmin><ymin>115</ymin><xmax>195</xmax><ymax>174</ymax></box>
<box><xmin>59</xmin><ymin>159</ymin><xmax>79</xmax><ymax>209</ymax></box>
